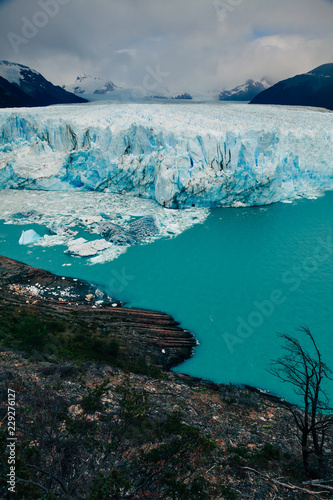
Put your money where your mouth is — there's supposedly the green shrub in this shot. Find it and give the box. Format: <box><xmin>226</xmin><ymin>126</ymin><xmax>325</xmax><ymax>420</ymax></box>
<box><xmin>260</xmin><ymin>443</ymin><xmax>281</xmax><ymax>461</ymax></box>
<box><xmin>90</xmin><ymin>469</ymin><xmax>131</xmax><ymax>500</ymax></box>
<box><xmin>11</xmin><ymin>316</ymin><xmax>48</xmax><ymax>351</ymax></box>
<box><xmin>219</xmin><ymin>484</ymin><xmax>238</xmax><ymax>500</ymax></box>
<box><xmin>160</xmin><ymin>470</ymin><xmax>209</xmax><ymax>500</ymax></box>
<box><xmin>117</xmin><ymin>377</ymin><xmax>149</xmax><ymax>421</ymax></box>
<box><xmin>227</xmin><ymin>443</ymin><xmax>281</xmax><ymax>466</ymax></box>
<box><xmin>81</xmin><ymin>379</ymin><xmax>110</xmax><ymax>413</ymax></box>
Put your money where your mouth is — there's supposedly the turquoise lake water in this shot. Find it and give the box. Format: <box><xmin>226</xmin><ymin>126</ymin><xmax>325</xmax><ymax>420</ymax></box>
<box><xmin>1</xmin><ymin>192</ymin><xmax>332</xmax><ymax>403</ymax></box>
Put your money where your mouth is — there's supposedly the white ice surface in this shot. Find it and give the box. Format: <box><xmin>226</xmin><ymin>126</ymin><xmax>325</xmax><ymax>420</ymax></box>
<box><xmin>0</xmin><ymin>102</ymin><xmax>332</xmax><ymax>208</ymax></box>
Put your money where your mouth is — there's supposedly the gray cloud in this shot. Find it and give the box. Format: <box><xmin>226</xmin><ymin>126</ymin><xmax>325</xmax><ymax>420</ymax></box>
<box><xmin>0</xmin><ymin>0</ymin><xmax>332</xmax><ymax>92</ymax></box>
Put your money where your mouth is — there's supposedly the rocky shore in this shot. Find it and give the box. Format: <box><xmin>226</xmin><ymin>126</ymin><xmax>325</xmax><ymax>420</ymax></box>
<box><xmin>0</xmin><ymin>255</ymin><xmax>197</xmax><ymax>370</ymax></box>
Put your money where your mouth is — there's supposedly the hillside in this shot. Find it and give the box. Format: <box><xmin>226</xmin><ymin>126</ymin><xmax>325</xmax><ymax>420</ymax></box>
<box><xmin>251</xmin><ymin>64</ymin><xmax>333</xmax><ymax>111</ymax></box>
<box><xmin>0</xmin><ymin>61</ymin><xmax>87</xmax><ymax>108</ymax></box>
<box><xmin>0</xmin><ymin>256</ymin><xmax>332</xmax><ymax>498</ymax></box>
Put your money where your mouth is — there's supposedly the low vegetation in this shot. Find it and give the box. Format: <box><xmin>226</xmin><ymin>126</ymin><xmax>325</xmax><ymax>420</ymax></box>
<box><xmin>0</xmin><ymin>303</ymin><xmax>163</xmax><ymax>379</ymax></box>
<box><xmin>0</xmin><ymin>302</ymin><xmax>332</xmax><ymax>498</ymax></box>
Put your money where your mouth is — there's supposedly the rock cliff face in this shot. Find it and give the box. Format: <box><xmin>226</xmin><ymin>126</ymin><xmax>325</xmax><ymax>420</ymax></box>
<box><xmin>0</xmin><ymin>255</ymin><xmax>196</xmax><ymax>369</ymax></box>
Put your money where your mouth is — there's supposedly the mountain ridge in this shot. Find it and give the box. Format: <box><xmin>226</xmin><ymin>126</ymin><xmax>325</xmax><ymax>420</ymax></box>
<box><xmin>250</xmin><ymin>63</ymin><xmax>333</xmax><ymax>111</ymax></box>
<box><xmin>219</xmin><ymin>78</ymin><xmax>272</xmax><ymax>101</ymax></box>
<box><xmin>64</xmin><ymin>73</ymin><xmax>119</xmax><ymax>95</ymax></box>
<box><xmin>0</xmin><ymin>60</ymin><xmax>87</xmax><ymax>108</ymax></box>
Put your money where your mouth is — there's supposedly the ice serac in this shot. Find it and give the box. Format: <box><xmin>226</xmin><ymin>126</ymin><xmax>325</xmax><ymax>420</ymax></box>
<box><xmin>0</xmin><ymin>103</ymin><xmax>332</xmax><ymax>208</ymax></box>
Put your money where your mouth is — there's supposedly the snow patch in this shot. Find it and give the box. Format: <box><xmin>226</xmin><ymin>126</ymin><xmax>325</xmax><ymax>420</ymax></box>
<box><xmin>0</xmin><ymin>60</ymin><xmax>38</xmax><ymax>86</ymax></box>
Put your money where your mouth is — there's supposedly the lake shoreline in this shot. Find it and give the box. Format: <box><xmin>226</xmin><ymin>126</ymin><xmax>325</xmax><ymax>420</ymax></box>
<box><xmin>3</xmin><ymin>255</ymin><xmax>331</xmax><ymax>498</ymax></box>
<box><xmin>0</xmin><ymin>254</ymin><xmax>287</xmax><ymax>404</ymax></box>
<box><xmin>0</xmin><ymin>254</ymin><xmax>197</xmax><ymax>371</ymax></box>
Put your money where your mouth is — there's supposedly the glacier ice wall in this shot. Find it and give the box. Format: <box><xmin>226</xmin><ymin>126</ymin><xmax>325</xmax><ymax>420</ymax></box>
<box><xmin>0</xmin><ymin>102</ymin><xmax>332</xmax><ymax>208</ymax></box>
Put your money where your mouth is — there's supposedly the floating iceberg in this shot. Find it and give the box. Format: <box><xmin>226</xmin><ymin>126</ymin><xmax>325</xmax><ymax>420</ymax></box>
<box><xmin>99</xmin><ymin>215</ymin><xmax>160</xmax><ymax>245</ymax></box>
<box><xmin>0</xmin><ymin>190</ymin><xmax>209</xmax><ymax>263</ymax></box>
<box><xmin>0</xmin><ymin>102</ymin><xmax>332</xmax><ymax>208</ymax></box>
<box><xmin>66</xmin><ymin>237</ymin><xmax>112</xmax><ymax>257</ymax></box>
<box><xmin>19</xmin><ymin>229</ymin><xmax>41</xmax><ymax>245</ymax></box>
<box><xmin>129</xmin><ymin>215</ymin><xmax>160</xmax><ymax>241</ymax></box>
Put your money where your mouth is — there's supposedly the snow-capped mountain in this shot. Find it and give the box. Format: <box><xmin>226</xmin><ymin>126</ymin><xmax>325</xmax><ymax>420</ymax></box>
<box><xmin>65</xmin><ymin>76</ymin><xmax>195</xmax><ymax>101</ymax></box>
<box><xmin>64</xmin><ymin>74</ymin><xmax>119</xmax><ymax>95</ymax></box>
<box><xmin>0</xmin><ymin>61</ymin><xmax>87</xmax><ymax>108</ymax></box>
<box><xmin>251</xmin><ymin>64</ymin><xmax>333</xmax><ymax>111</ymax></box>
<box><xmin>219</xmin><ymin>79</ymin><xmax>272</xmax><ymax>101</ymax></box>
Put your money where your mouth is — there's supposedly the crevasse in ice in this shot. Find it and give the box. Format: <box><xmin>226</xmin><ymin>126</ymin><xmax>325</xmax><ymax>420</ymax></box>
<box><xmin>0</xmin><ymin>102</ymin><xmax>332</xmax><ymax>208</ymax></box>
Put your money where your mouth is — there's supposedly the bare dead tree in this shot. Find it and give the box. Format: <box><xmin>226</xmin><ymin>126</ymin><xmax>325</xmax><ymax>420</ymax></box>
<box><xmin>268</xmin><ymin>327</ymin><xmax>333</xmax><ymax>477</ymax></box>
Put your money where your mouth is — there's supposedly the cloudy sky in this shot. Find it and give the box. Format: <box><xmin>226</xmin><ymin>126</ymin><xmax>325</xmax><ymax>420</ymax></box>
<box><xmin>0</xmin><ymin>0</ymin><xmax>332</xmax><ymax>92</ymax></box>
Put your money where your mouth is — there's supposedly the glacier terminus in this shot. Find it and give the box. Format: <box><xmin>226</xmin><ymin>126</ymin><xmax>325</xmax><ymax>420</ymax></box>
<box><xmin>0</xmin><ymin>102</ymin><xmax>332</xmax><ymax>208</ymax></box>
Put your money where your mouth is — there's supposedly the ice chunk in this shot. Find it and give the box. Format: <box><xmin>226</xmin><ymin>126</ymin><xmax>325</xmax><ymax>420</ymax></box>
<box><xmin>37</xmin><ymin>235</ymin><xmax>66</xmax><ymax>246</ymax></box>
<box><xmin>99</xmin><ymin>222</ymin><xmax>137</xmax><ymax>245</ymax></box>
<box><xmin>129</xmin><ymin>215</ymin><xmax>160</xmax><ymax>241</ymax></box>
<box><xmin>49</xmin><ymin>221</ymin><xmax>77</xmax><ymax>236</ymax></box>
<box><xmin>67</xmin><ymin>237</ymin><xmax>87</xmax><ymax>248</ymax></box>
<box><xmin>91</xmin><ymin>239</ymin><xmax>112</xmax><ymax>252</ymax></box>
<box><xmin>19</xmin><ymin>229</ymin><xmax>41</xmax><ymax>245</ymax></box>
<box><xmin>99</xmin><ymin>216</ymin><xmax>160</xmax><ymax>244</ymax></box>
<box><xmin>66</xmin><ymin>237</ymin><xmax>112</xmax><ymax>257</ymax></box>
<box><xmin>0</xmin><ymin>190</ymin><xmax>209</xmax><ymax>264</ymax></box>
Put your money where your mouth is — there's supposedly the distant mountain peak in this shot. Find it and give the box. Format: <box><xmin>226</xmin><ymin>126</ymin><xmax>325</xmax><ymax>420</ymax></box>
<box><xmin>0</xmin><ymin>60</ymin><xmax>86</xmax><ymax>108</ymax></box>
<box><xmin>219</xmin><ymin>78</ymin><xmax>272</xmax><ymax>101</ymax></box>
<box><xmin>0</xmin><ymin>60</ymin><xmax>39</xmax><ymax>86</ymax></box>
<box><xmin>65</xmin><ymin>74</ymin><xmax>119</xmax><ymax>95</ymax></box>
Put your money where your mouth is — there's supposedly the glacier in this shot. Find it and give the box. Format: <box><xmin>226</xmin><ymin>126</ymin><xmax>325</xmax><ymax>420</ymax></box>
<box><xmin>0</xmin><ymin>102</ymin><xmax>332</xmax><ymax>208</ymax></box>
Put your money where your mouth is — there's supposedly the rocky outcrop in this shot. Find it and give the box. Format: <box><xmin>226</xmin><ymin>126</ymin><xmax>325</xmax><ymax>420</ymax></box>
<box><xmin>0</xmin><ymin>255</ymin><xmax>196</xmax><ymax>369</ymax></box>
